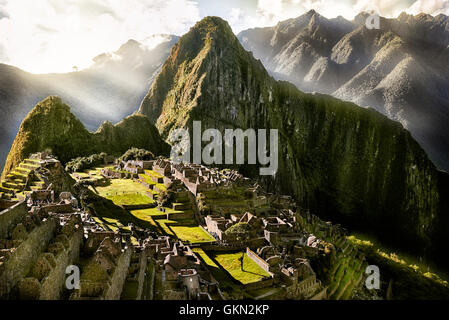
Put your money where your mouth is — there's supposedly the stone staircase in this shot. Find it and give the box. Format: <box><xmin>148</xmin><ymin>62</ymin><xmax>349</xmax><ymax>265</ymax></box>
<box><xmin>167</xmin><ymin>191</ymin><xmax>195</xmax><ymax>220</ymax></box>
<box><xmin>0</xmin><ymin>159</ymin><xmax>45</xmax><ymax>197</ymax></box>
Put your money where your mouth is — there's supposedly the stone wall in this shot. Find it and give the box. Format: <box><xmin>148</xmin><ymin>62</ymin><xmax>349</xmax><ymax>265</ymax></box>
<box><xmin>0</xmin><ymin>218</ymin><xmax>56</xmax><ymax>298</ymax></box>
<box><xmin>135</xmin><ymin>249</ymin><xmax>148</xmax><ymax>300</ymax></box>
<box><xmin>243</xmin><ymin>278</ymin><xmax>274</xmax><ymax>291</ymax></box>
<box><xmin>37</xmin><ymin>226</ymin><xmax>83</xmax><ymax>299</ymax></box>
<box><xmin>42</xmin><ymin>203</ymin><xmax>73</xmax><ymax>214</ymax></box>
<box><xmin>167</xmin><ymin>211</ymin><xmax>195</xmax><ymax>220</ymax></box>
<box><xmin>121</xmin><ymin>203</ymin><xmax>156</xmax><ymax>210</ymax></box>
<box><xmin>0</xmin><ymin>201</ymin><xmax>27</xmax><ymax>239</ymax></box>
<box><xmin>246</xmin><ymin>247</ymin><xmax>272</xmax><ymax>274</ymax></box>
<box><xmin>104</xmin><ymin>246</ymin><xmax>133</xmax><ymax>300</ymax></box>
<box><xmin>200</xmin><ymin>238</ymin><xmax>266</xmax><ymax>252</ymax></box>
<box><xmin>310</xmin><ymin>287</ymin><xmax>327</xmax><ymax>300</ymax></box>
<box><xmin>0</xmin><ymin>200</ymin><xmax>19</xmax><ymax>211</ymax></box>
<box><xmin>285</xmin><ymin>275</ymin><xmax>322</xmax><ymax>299</ymax></box>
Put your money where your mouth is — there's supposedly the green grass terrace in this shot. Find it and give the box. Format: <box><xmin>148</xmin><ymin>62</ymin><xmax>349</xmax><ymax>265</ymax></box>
<box><xmin>92</xmin><ymin>178</ymin><xmax>155</xmax><ymax>206</ymax></box>
<box><xmin>155</xmin><ymin>218</ymin><xmax>216</xmax><ymax>244</ymax></box>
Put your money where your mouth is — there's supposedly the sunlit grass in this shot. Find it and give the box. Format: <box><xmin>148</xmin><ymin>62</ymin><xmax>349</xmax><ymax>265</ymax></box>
<box><xmin>94</xmin><ymin>178</ymin><xmax>148</xmax><ymax>195</ymax></box>
<box><xmin>347</xmin><ymin>233</ymin><xmax>449</xmax><ymax>287</ymax></box>
<box><xmin>155</xmin><ymin>219</ymin><xmax>215</xmax><ymax>243</ymax></box>
<box><xmin>192</xmin><ymin>248</ymin><xmax>241</xmax><ymax>294</ymax></box>
<box><xmin>92</xmin><ymin>178</ymin><xmax>153</xmax><ymax>206</ymax></box>
<box><xmin>105</xmin><ymin>193</ymin><xmax>153</xmax><ymax>206</ymax></box>
<box><xmin>210</xmin><ymin>252</ymin><xmax>271</xmax><ymax>285</ymax></box>
<box><xmin>170</xmin><ymin>225</ymin><xmax>215</xmax><ymax>243</ymax></box>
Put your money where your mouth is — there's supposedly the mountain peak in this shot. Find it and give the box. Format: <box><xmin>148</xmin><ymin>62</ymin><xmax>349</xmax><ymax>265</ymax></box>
<box><xmin>138</xmin><ymin>16</ymin><xmax>263</xmax><ymax>127</ymax></box>
<box><xmin>24</xmin><ymin>96</ymin><xmax>74</xmax><ymax>124</ymax></box>
<box><xmin>188</xmin><ymin>16</ymin><xmax>236</xmax><ymax>43</ymax></box>
<box><xmin>2</xmin><ymin>96</ymin><xmax>170</xmax><ymax>178</ymax></box>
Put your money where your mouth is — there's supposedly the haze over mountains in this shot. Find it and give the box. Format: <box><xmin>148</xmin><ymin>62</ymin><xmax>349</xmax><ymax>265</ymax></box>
<box><xmin>2</xmin><ymin>96</ymin><xmax>170</xmax><ymax>179</ymax></box>
<box><xmin>0</xmin><ymin>34</ymin><xmax>178</xmax><ymax>171</ymax></box>
<box><xmin>238</xmin><ymin>10</ymin><xmax>449</xmax><ymax>172</ymax></box>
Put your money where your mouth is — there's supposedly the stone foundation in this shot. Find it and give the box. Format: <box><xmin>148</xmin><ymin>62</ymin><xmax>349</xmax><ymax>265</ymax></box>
<box><xmin>0</xmin><ymin>218</ymin><xmax>57</xmax><ymax>298</ymax></box>
<box><xmin>0</xmin><ymin>201</ymin><xmax>27</xmax><ymax>239</ymax></box>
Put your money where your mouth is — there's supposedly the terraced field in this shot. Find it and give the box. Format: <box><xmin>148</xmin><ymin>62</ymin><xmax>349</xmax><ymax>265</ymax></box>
<box><xmin>87</xmin><ymin>168</ymin><xmax>216</xmax><ymax>245</ymax></box>
<box><xmin>209</xmin><ymin>251</ymin><xmax>271</xmax><ymax>285</ymax></box>
<box><xmin>93</xmin><ymin>178</ymin><xmax>154</xmax><ymax>206</ymax></box>
<box><xmin>192</xmin><ymin>248</ymin><xmax>242</xmax><ymax>296</ymax></box>
<box><xmin>0</xmin><ymin>158</ymin><xmax>46</xmax><ymax>199</ymax></box>
<box><xmin>155</xmin><ymin>219</ymin><xmax>215</xmax><ymax>243</ymax></box>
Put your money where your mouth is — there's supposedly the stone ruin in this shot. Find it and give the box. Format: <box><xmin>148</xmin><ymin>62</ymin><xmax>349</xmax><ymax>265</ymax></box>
<box><xmin>0</xmin><ymin>186</ymin><xmax>146</xmax><ymax>300</ymax></box>
<box><xmin>160</xmin><ymin>242</ymin><xmax>223</xmax><ymax>300</ymax></box>
<box><xmin>0</xmin><ymin>153</ymin><xmax>370</xmax><ymax>300</ymax></box>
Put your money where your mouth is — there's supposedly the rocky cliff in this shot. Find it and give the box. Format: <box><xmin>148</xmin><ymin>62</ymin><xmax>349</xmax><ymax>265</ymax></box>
<box><xmin>238</xmin><ymin>11</ymin><xmax>449</xmax><ymax>172</ymax></box>
<box><xmin>2</xmin><ymin>96</ymin><xmax>170</xmax><ymax>178</ymax></box>
<box><xmin>139</xmin><ymin>16</ymin><xmax>449</xmax><ymax>264</ymax></box>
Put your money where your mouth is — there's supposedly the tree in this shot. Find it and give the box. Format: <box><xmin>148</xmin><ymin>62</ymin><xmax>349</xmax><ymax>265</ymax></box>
<box><xmin>118</xmin><ymin>148</ymin><xmax>154</xmax><ymax>162</ymax></box>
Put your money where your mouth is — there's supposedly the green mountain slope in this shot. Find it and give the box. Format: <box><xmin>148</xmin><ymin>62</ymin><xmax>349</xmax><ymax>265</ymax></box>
<box><xmin>0</xmin><ymin>35</ymin><xmax>178</xmax><ymax>173</ymax></box>
<box><xmin>139</xmin><ymin>16</ymin><xmax>449</xmax><ymax>264</ymax></box>
<box><xmin>2</xmin><ymin>96</ymin><xmax>170</xmax><ymax>178</ymax></box>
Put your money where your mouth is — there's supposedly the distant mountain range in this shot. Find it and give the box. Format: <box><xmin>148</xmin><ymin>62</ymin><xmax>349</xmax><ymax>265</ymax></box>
<box><xmin>238</xmin><ymin>10</ymin><xmax>449</xmax><ymax>172</ymax></box>
<box><xmin>0</xmin><ymin>34</ymin><xmax>178</xmax><ymax>172</ymax></box>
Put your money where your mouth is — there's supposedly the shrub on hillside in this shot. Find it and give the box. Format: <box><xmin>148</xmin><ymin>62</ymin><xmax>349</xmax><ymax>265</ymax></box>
<box><xmin>118</xmin><ymin>148</ymin><xmax>154</xmax><ymax>162</ymax></box>
<box><xmin>224</xmin><ymin>222</ymin><xmax>251</xmax><ymax>241</ymax></box>
<box><xmin>65</xmin><ymin>152</ymin><xmax>108</xmax><ymax>173</ymax></box>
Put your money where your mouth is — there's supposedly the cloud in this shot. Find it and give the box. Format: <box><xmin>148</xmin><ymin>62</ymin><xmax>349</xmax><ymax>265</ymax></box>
<box><xmin>229</xmin><ymin>0</ymin><xmax>448</xmax><ymax>32</ymax></box>
<box><xmin>36</xmin><ymin>24</ymin><xmax>58</xmax><ymax>33</ymax></box>
<box><xmin>0</xmin><ymin>0</ymin><xmax>8</xmax><ymax>20</ymax></box>
<box><xmin>0</xmin><ymin>9</ymin><xmax>8</xmax><ymax>19</ymax></box>
<box><xmin>251</xmin><ymin>0</ymin><xmax>419</xmax><ymax>23</ymax></box>
<box><xmin>0</xmin><ymin>0</ymin><xmax>447</xmax><ymax>73</ymax></box>
<box><xmin>0</xmin><ymin>43</ymin><xmax>7</xmax><ymax>61</ymax></box>
<box><xmin>0</xmin><ymin>0</ymin><xmax>200</xmax><ymax>73</ymax></box>
<box><xmin>406</xmin><ymin>0</ymin><xmax>449</xmax><ymax>15</ymax></box>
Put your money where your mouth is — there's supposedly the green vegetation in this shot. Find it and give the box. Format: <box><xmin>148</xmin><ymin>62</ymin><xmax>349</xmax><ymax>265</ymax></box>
<box><xmin>347</xmin><ymin>234</ymin><xmax>449</xmax><ymax>299</ymax></box>
<box><xmin>2</xmin><ymin>96</ymin><xmax>170</xmax><ymax>179</ymax></box>
<box><xmin>155</xmin><ymin>219</ymin><xmax>215</xmax><ymax>243</ymax></box>
<box><xmin>210</xmin><ymin>252</ymin><xmax>271</xmax><ymax>285</ymax></box>
<box><xmin>105</xmin><ymin>193</ymin><xmax>153</xmax><ymax>206</ymax></box>
<box><xmin>145</xmin><ymin>170</ymin><xmax>164</xmax><ymax>179</ymax></box>
<box><xmin>87</xmin><ymin>192</ymin><xmax>142</xmax><ymax>230</ymax></box>
<box><xmin>130</xmin><ymin>207</ymin><xmax>183</xmax><ymax>218</ymax></box>
<box><xmin>170</xmin><ymin>225</ymin><xmax>215</xmax><ymax>243</ymax></box>
<box><xmin>90</xmin><ymin>178</ymin><xmax>154</xmax><ymax>206</ymax></box>
<box><xmin>224</xmin><ymin>222</ymin><xmax>251</xmax><ymax>241</ymax></box>
<box><xmin>118</xmin><ymin>148</ymin><xmax>154</xmax><ymax>162</ymax></box>
<box><xmin>94</xmin><ymin>178</ymin><xmax>150</xmax><ymax>196</ymax></box>
<box><xmin>192</xmin><ymin>248</ymin><xmax>242</xmax><ymax>296</ymax></box>
<box><xmin>65</xmin><ymin>153</ymin><xmax>108</xmax><ymax>173</ymax></box>
<box><xmin>0</xmin><ymin>158</ymin><xmax>46</xmax><ymax>195</ymax></box>
<box><xmin>131</xmin><ymin>207</ymin><xmax>166</xmax><ymax>217</ymax></box>
<box><xmin>128</xmin><ymin>209</ymin><xmax>159</xmax><ymax>227</ymax></box>
<box><xmin>139</xmin><ymin>174</ymin><xmax>156</xmax><ymax>186</ymax></box>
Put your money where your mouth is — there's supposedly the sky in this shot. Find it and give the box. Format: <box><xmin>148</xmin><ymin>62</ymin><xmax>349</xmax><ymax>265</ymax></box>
<box><xmin>0</xmin><ymin>0</ymin><xmax>448</xmax><ymax>74</ymax></box>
